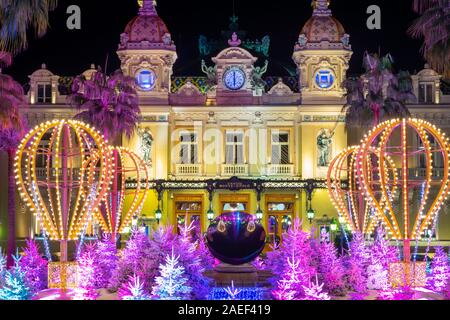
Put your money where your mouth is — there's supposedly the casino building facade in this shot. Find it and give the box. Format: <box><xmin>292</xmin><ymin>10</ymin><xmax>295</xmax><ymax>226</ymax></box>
<box><xmin>1</xmin><ymin>0</ymin><xmax>450</xmax><ymax>249</ymax></box>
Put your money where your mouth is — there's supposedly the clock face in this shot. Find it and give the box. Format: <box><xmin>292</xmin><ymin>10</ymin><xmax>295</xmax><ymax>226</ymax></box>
<box><xmin>224</xmin><ymin>68</ymin><xmax>246</xmax><ymax>90</ymax></box>
<box><xmin>315</xmin><ymin>69</ymin><xmax>335</xmax><ymax>89</ymax></box>
<box><xmin>136</xmin><ymin>69</ymin><xmax>157</xmax><ymax>91</ymax></box>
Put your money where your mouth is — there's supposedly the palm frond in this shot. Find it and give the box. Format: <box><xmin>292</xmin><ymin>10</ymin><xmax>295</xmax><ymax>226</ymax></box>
<box><xmin>0</xmin><ymin>0</ymin><xmax>58</xmax><ymax>55</ymax></box>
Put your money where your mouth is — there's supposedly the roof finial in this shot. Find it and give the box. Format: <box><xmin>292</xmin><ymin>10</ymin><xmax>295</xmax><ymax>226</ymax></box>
<box><xmin>312</xmin><ymin>0</ymin><xmax>332</xmax><ymax>16</ymax></box>
<box><xmin>139</xmin><ymin>0</ymin><xmax>157</xmax><ymax>16</ymax></box>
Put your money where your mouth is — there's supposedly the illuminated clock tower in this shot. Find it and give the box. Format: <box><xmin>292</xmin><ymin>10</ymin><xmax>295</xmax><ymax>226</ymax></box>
<box><xmin>117</xmin><ymin>0</ymin><xmax>177</xmax><ymax>105</ymax></box>
<box><xmin>292</xmin><ymin>0</ymin><xmax>352</xmax><ymax>104</ymax></box>
<box><xmin>212</xmin><ymin>33</ymin><xmax>258</xmax><ymax>105</ymax></box>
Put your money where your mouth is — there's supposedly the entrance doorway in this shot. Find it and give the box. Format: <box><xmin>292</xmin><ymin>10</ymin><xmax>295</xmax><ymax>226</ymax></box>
<box><xmin>265</xmin><ymin>195</ymin><xmax>295</xmax><ymax>247</ymax></box>
<box><xmin>174</xmin><ymin>194</ymin><xmax>204</xmax><ymax>242</ymax></box>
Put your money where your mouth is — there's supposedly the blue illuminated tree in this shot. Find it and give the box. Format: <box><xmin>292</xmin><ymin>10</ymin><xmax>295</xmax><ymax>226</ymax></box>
<box><xmin>0</xmin><ymin>252</ymin><xmax>33</xmax><ymax>300</ymax></box>
<box><xmin>151</xmin><ymin>248</ymin><xmax>192</xmax><ymax>300</ymax></box>
<box><xmin>0</xmin><ymin>248</ymin><xmax>7</xmax><ymax>287</ymax></box>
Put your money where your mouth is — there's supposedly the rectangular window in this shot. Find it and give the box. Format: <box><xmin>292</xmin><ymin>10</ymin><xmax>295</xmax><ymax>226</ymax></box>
<box><xmin>37</xmin><ymin>84</ymin><xmax>52</xmax><ymax>103</ymax></box>
<box><xmin>179</xmin><ymin>132</ymin><xmax>198</xmax><ymax>164</ymax></box>
<box><xmin>419</xmin><ymin>83</ymin><xmax>434</xmax><ymax>104</ymax></box>
<box><xmin>225</xmin><ymin>131</ymin><xmax>244</xmax><ymax>164</ymax></box>
<box><xmin>271</xmin><ymin>132</ymin><xmax>290</xmax><ymax>165</ymax></box>
<box><xmin>419</xmin><ymin>136</ymin><xmax>443</xmax><ymax>169</ymax></box>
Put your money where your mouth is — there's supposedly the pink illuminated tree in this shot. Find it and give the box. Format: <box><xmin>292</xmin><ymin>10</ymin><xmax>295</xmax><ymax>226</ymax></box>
<box><xmin>317</xmin><ymin>234</ymin><xmax>347</xmax><ymax>296</ymax></box>
<box><xmin>266</xmin><ymin>220</ymin><xmax>315</xmax><ymax>288</ymax></box>
<box><xmin>428</xmin><ymin>246</ymin><xmax>449</xmax><ymax>293</ymax></box>
<box><xmin>118</xmin><ymin>274</ymin><xmax>150</xmax><ymax>300</ymax></box>
<box><xmin>95</xmin><ymin>235</ymin><xmax>118</xmax><ymax>289</ymax></box>
<box><xmin>19</xmin><ymin>240</ymin><xmax>48</xmax><ymax>294</ymax></box>
<box><xmin>272</xmin><ymin>253</ymin><xmax>308</xmax><ymax>300</ymax></box>
<box><xmin>74</xmin><ymin>251</ymin><xmax>99</xmax><ymax>300</ymax></box>
<box><xmin>370</xmin><ymin>226</ymin><xmax>399</xmax><ymax>269</ymax></box>
<box><xmin>302</xmin><ymin>275</ymin><xmax>330</xmax><ymax>301</ymax></box>
<box><xmin>344</xmin><ymin>232</ymin><xmax>369</xmax><ymax>293</ymax></box>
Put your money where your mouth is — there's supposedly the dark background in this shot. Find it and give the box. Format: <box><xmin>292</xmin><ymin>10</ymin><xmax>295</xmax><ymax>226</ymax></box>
<box><xmin>4</xmin><ymin>0</ymin><xmax>425</xmax><ymax>85</ymax></box>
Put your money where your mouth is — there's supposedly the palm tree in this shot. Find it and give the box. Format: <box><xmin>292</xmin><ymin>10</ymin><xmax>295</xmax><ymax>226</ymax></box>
<box><xmin>408</xmin><ymin>0</ymin><xmax>450</xmax><ymax>78</ymax></box>
<box><xmin>0</xmin><ymin>0</ymin><xmax>58</xmax><ymax>55</ymax></box>
<box><xmin>0</xmin><ymin>53</ymin><xmax>26</xmax><ymax>267</ymax></box>
<box><xmin>68</xmin><ymin>68</ymin><xmax>140</xmax><ymax>142</ymax></box>
<box><xmin>343</xmin><ymin>52</ymin><xmax>414</xmax><ymax>129</ymax></box>
<box><xmin>68</xmin><ymin>68</ymin><xmax>140</xmax><ymax>245</ymax></box>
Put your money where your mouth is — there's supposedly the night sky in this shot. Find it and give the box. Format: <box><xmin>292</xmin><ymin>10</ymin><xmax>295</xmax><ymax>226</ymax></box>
<box><xmin>5</xmin><ymin>0</ymin><xmax>425</xmax><ymax>85</ymax></box>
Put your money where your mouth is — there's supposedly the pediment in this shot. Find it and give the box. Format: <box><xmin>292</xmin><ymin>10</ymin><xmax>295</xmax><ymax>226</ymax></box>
<box><xmin>212</xmin><ymin>47</ymin><xmax>257</xmax><ymax>63</ymax></box>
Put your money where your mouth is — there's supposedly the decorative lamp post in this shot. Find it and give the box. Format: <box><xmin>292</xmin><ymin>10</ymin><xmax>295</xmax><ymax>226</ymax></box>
<box><xmin>330</xmin><ymin>218</ymin><xmax>338</xmax><ymax>232</ymax></box>
<box><xmin>155</xmin><ymin>207</ymin><xmax>162</xmax><ymax>224</ymax></box>
<box><xmin>255</xmin><ymin>207</ymin><xmax>263</xmax><ymax>221</ymax></box>
<box><xmin>207</xmin><ymin>206</ymin><xmax>215</xmax><ymax>222</ymax></box>
<box><xmin>307</xmin><ymin>208</ymin><xmax>315</xmax><ymax>224</ymax></box>
<box><xmin>132</xmin><ymin>215</ymin><xmax>139</xmax><ymax>228</ymax></box>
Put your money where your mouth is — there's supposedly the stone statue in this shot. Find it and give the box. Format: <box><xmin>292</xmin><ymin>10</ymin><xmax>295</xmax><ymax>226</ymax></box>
<box><xmin>162</xmin><ymin>33</ymin><xmax>172</xmax><ymax>46</ymax></box>
<box><xmin>201</xmin><ymin>59</ymin><xmax>217</xmax><ymax>88</ymax></box>
<box><xmin>341</xmin><ymin>34</ymin><xmax>350</xmax><ymax>46</ymax></box>
<box><xmin>119</xmin><ymin>33</ymin><xmax>129</xmax><ymax>48</ymax></box>
<box><xmin>251</xmin><ymin>60</ymin><xmax>269</xmax><ymax>90</ymax></box>
<box><xmin>298</xmin><ymin>34</ymin><xmax>308</xmax><ymax>47</ymax></box>
<box><xmin>317</xmin><ymin>129</ymin><xmax>334</xmax><ymax>167</ymax></box>
<box><xmin>138</xmin><ymin>128</ymin><xmax>153</xmax><ymax>165</ymax></box>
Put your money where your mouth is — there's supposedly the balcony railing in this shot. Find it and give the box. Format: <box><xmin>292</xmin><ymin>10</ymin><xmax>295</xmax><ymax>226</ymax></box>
<box><xmin>175</xmin><ymin>164</ymin><xmax>202</xmax><ymax>176</ymax></box>
<box><xmin>266</xmin><ymin>164</ymin><xmax>295</xmax><ymax>176</ymax></box>
<box><xmin>221</xmin><ymin>164</ymin><xmax>249</xmax><ymax>177</ymax></box>
<box><xmin>401</xmin><ymin>168</ymin><xmax>446</xmax><ymax>179</ymax></box>
<box><xmin>35</xmin><ymin>168</ymin><xmax>81</xmax><ymax>178</ymax></box>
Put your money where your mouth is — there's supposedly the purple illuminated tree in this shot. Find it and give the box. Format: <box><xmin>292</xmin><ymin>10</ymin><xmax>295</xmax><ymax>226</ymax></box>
<box><xmin>197</xmin><ymin>235</ymin><xmax>215</xmax><ymax>271</ymax></box>
<box><xmin>302</xmin><ymin>275</ymin><xmax>331</xmax><ymax>301</ymax></box>
<box><xmin>74</xmin><ymin>251</ymin><xmax>99</xmax><ymax>300</ymax></box>
<box><xmin>272</xmin><ymin>253</ymin><xmax>308</xmax><ymax>300</ymax></box>
<box><xmin>95</xmin><ymin>235</ymin><xmax>118</xmax><ymax>289</ymax></box>
<box><xmin>19</xmin><ymin>240</ymin><xmax>48</xmax><ymax>293</ymax></box>
<box><xmin>172</xmin><ymin>223</ymin><xmax>211</xmax><ymax>300</ymax></box>
<box><xmin>317</xmin><ymin>234</ymin><xmax>347</xmax><ymax>296</ymax></box>
<box><xmin>428</xmin><ymin>246</ymin><xmax>449</xmax><ymax>293</ymax></box>
<box><xmin>108</xmin><ymin>228</ymin><xmax>154</xmax><ymax>292</ymax></box>
<box><xmin>344</xmin><ymin>232</ymin><xmax>369</xmax><ymax>294</ymax></box>
<box><xmin>370</xmin><ymin>226</ymin><xmax>399</xmax><ymax>269</ymax></box>
<box><xmin>266</xmin><ymin>220</ymin><xmax>315</xmax><ymax>288</ymax></box>
<box><xmin>0</xmin><ymin>54</ymin><xmax>27</xmax><ymax>267</ymax></box>
<box><xmin>118</xmin><ymin>274</ymin><xmax>150</xmax><ymax>300</ymax></box>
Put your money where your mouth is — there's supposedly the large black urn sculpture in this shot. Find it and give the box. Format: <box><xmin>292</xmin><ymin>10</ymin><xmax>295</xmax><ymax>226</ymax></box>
<box><xmin>205</xmin><ymin>212</ymin><xmax>266</xmax><ymax>265</ymax></box>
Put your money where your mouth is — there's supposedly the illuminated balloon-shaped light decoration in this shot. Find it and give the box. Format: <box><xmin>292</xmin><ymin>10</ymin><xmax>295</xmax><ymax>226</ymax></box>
<box><xmin>94</xmin><ymin>146</ymin><xmax>150</xmax><ymax>241</ymax></box>
<box><xmin>357</xmin><ymin>119</ymin><xmax>450</xmax><ymax>260</ymax></box>
<box><xmin>327</xmin><ymin>145</ymin><xmax>398</xmax><ymax>234</ymax></box>
<box><xmin>15</xmin><ymin>120</ymin><xmax>112</xmax><ymax>261</ymax></box>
